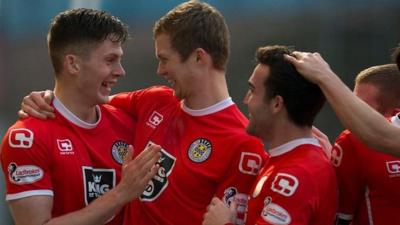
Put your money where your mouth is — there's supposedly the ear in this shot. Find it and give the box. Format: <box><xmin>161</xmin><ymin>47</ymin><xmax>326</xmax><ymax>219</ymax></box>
<box><xmin>193</xmin><ymin>48</ymin><xmax>210</xmax><ymax>65</ymax></box>
<box><xmin>64</xmin><ymin>54</ymin><xmax>80</xmax><ymax>74</ymax></box>
<box><xmin>271</xmin><ymin>95</ymin><xmax>285</xmax><ymax>113</ymax></box>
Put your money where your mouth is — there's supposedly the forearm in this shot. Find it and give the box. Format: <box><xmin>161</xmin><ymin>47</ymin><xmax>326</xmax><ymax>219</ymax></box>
<box><xmin>45</xmin><ymin>186</ymin><xmax>128</xmax><ymax>225</ymax></box>
<box><xmin>318</xmin><ymin>72</ymin><xmax>400</xmax><ymax>156</ymax></box>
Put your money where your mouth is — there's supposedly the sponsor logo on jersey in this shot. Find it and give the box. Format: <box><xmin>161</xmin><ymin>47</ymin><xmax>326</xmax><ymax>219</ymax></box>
<box><xmin>8</xmin><ymin>163</ymin><xmax>43</xmax><ymax>184</ymax></box>
<box><xmin>8</xmin><ymin>128</ymin><xmax>34</xmax><ymax>149</ymax></box>
<box><xmin>140</xmin><ymin>141</ymin><xmax>176</xmax><ymax>201</ymax></box>
<box><xmin>82</xmin><ymin>167</ymin><xmax>115</xmax><ymax>205</ymax></box>
<box><xmin>235</xmin><ymin>193</ymin><xmax>249</xmax><ymax>225</ymax></box>
<box><xmin>331</xmin><ymin>143</ymin><xmax>343</xmax><ymax>167</ymax></box>
<box><xmin>187</xmin><ymin>138</ymin><xmax>212</xmax><ymax>163</ymax></box>
<box><xmin>223</xmin><ymin>187</ymin><xmax>237</xmax><ymax>206</ymax></box>
<box><xmin>146</xmin><ymin>111</ymin><xmax>164</xmax><ymax>128</ymax></box>
<box><xmin>222</xmin><ymin>187</ymin><xmax>248</xmax><ymax>225</ymax></box>
<box><xmin>386</xmin><ymin>160</ymin><xmax>400</xmax><ymax>177</ymax></box>
<box><xmin>252</xmin><ymin>176</ymin><xmax>268</xmax><ymax>198</ymax></box>
<box><xmin>239</xmin><ymin>152</ymin><xmax>262</xmax><ymax>175</ymax></box>
<box><xmin>57</xmin><ymin>139</ymin><xmax>74</xmax><ymax>155</ymax></box>
<box><xmin>271</xmin><ymin>173</ymin><xmax>298</xmax><ymax>197</ymax></box>
<box><xmin>111</xmin><ymin>140</ymin><xmax>129</xmax><ymax>164</ymax></box>
<box><xmin>261</xmin><ymin>197</ymin><xmax>291</xmax><ymax>225</ymax></box>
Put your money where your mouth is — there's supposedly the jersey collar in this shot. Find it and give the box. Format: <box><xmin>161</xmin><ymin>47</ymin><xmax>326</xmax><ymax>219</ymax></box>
<box><xmin>182</xmin><ymin>97</ymin><xmax>234</xmax><ymax>116</ymax></box>
<box><xmin>53</xmin><ymin>96</ymin><xmax>101</xmax><ymax>129</ymax></box>
<box><xmin>268</xmin><ymin>137</ymin><xmax>321</xmax><ymax>157</ymax></box>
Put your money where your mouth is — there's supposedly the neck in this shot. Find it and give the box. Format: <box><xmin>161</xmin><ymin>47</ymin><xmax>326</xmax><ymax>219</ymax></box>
<box><xmin>54</xmin><ymin>81</ymin><xmax>98</xmax><ymax>123</ymax></box>
<box><xmin>264</xmin><ymin>120</ymin><xmax>312</xmax><ymax>149</ymax></box>
<box><xmin>183</xmin><ymin>70</ymin><xmax>229</xmax><ymax>109</ymax></box>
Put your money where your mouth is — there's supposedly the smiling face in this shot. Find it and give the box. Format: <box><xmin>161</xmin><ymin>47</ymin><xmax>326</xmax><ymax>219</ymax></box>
<box><xmin>155</xmin><ymin>33</ymin><xmax>196</xmax><ymax>100</ymax></box>
<box><xmin>75</xmin><ymin>38</ymin><xmax>125</xmax><ymax>106</ymax></box>
<box><xmin>243</xmin><ymin>64</ymin><xmax>274</xmax><ymax>139</ymax></box>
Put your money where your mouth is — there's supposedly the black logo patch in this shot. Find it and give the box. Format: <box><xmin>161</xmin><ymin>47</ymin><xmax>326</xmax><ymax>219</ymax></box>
<box><xmin>82</xmin><ymin>167</ymin><xmax>116</xmax><ymax>205</ymax></box>
<box><xmin>140</xmin><ymin>141</ymin><xmax>176</xmax><ymax>201</ymax></box>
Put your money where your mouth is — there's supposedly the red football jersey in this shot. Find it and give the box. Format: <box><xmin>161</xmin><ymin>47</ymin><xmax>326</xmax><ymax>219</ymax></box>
<box><xmin>246</xmin><ymin>138</ymin><xmax>337</xmax><ymax>225</ymax></box>
<box><xmin>110</xmin><ymin>86</ymin><xmax>268</xmax><ymax>225</ymax></box>
<box><xmin>1</xmin><ymin>97</ymin><xmax>136</xmax><ymax>225</ymax></box>
<box><xmin>332</xmin><ymin>113</ymin><xmax>400</xmax><ymax>225</ymax></box>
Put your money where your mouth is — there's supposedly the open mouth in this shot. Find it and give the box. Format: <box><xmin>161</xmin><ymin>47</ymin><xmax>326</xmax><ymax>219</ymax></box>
<box><xmin>101</xmin><ymin>81</ymin><xmax>116</xmax><ymax>91</ymax></box>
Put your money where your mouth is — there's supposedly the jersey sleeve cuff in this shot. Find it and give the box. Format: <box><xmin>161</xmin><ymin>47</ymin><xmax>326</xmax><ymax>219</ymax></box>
<box><xmin>6</xmin><ymin>189</ymin><xmax>53</xmax><ymax>201</ymax></box>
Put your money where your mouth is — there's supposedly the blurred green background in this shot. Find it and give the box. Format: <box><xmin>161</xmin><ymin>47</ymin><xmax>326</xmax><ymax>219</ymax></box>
<box><xmin>0</xmin><ymin>0</ymin><xmax>399</xmax><ymax>223</ymax></box>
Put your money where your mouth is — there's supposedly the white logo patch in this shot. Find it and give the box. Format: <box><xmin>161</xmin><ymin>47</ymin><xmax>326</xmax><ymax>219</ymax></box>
<box><xmin>9</xmin><ymin>128</ymin><xmax>34</xmax><ymax>149</ymax></box>
<box><xmin>188</xmin><ymin>138</ymin><xmax>212</xmax><ymax>163</ymax></box>
<box><xmin>331</xmin><ymin>143</ymin><xmax>343</xmax><ymax>167</ymax></box>
<box><xmin>57</xmin><ymin>139</ymin><xmax>74</xmax><ymax>155</ymax></box>
<box><xmin>146</xmin><ymin>111</ymin><xmax>164</xmax><ymax>128</ymax></box>
<box><xmin>271</xmin><ymin>173</ymin><xmax>298</xmax><ymax>197</ymax></box>
<box><xmin>262</xmin><ymin>201</ymin><xmax>291</xmax><ymax>225</ymax></box>
<box><xmin>239</xmin><ymin>152</ymin><xmax>262</xmax><ymax>175</ymax></box>
<box><xmin>8</xmin><ymin>163</ymin><xmax>43</xmax><ymax>184</ymax></box>
<box><xmin>386</xmin><ymin>160</ymin><xmax>400</xmax><ymax>177</ymax></box>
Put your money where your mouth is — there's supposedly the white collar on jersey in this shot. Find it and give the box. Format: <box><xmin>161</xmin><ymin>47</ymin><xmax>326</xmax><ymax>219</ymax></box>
<box><xmin>53</xmin><ymin>96</ymin><xmax>101</xmax><ymax>129</ymax></box>
<box><xmin>268</xmin><ymin>137</ymin><xmax>321</xmax><ymax>157</ymax></box>
<box><xmin>181</xmin><ymin>97</ymin><xmax>234</xmax><ymax>116</ymax></box>
<box><xmin>391</xmin><ymin>113</ymin><xmax>400</xmax><ymax>127</ymax></box>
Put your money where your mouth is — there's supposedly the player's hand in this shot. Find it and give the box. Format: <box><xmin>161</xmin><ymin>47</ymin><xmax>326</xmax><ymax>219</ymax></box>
<box><xmin>284</xmin><ymin>51</ymin><xmax>336</xmax><ymax>84</ymax></box>
<box><xmin>117</xmin><ymin>144</ymin><xmax>161</xmax><ymax>202</ymax></box>
<box><xmin>202</xmin><ymin>197</ymin><xmax>236</xmax><ymax>225</ymax></box>
<box><xmin>312</xmin><ymin>126</ymin><xmax>332</xmax><ymax>158</ymax></box>
<box><xmin>19</xmin><ymin>90</ymin><xmax>55</xmax><ymax>119</ymax></box>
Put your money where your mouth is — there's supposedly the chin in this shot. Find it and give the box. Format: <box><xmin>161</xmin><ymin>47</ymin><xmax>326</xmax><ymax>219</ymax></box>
<box><xmin>97</xmin><ymin>95</ymin><xmax>110</xmax><ymax>105</ymax></box>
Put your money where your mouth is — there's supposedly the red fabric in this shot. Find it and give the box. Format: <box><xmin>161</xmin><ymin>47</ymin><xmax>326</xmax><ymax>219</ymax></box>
<box><xmin>111</xmin><ymin>86</ymin><xmax>268</xmax><ymax>225</ymax></box>
<box><xmin>1</xmin><ymin>102</ymin><xmax>135</xmax><ymax>225</ymax></box>
<box><xmin>246</xmin><ymin>140</ymin><xmax>337</xmax><ymax>225</ymax></box>
<box><xmin>333</xmin><ymin>127</ymin><xmax>400</xmax><ymax>225</ymax></box>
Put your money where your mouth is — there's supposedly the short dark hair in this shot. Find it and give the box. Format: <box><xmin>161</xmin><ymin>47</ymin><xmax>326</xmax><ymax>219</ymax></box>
<box><xmin>153</xmin><ymin>0</ymin><xmax>229</xmax><ymax>71</ymax></box>
<box><xmin>48</xmin><ymin>8</ymin><xmax>128</xmax><ymax>74</ymax></box>
<box><xmin>256</xmin><ymin>45</ymin><xmax>326</xmax><ymax>127</ymax></box>
<box><xmin>355</xmin><ymin>64</ymin><xmax>400</xmax><ymax>113</ymax></box>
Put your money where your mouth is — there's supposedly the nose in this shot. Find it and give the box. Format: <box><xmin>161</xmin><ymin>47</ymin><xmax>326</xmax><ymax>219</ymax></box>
<box><xmin>157</xmin><ymin>62</ymin><xmax>166</xmax><ymax>76</ymax></box>
<box><xmin>114</xmin><ymin>62</ymin><xmax>126</xmax><ymax>77</ymax></box>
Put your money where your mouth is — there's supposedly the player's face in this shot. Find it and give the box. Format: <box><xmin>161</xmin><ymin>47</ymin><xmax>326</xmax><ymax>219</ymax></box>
<box><xmin>354</xmin><ymin>83</ymin><xmax>385</xmax><ymax>115</ymax></box>
<box><xmin>155</xmin><ymin>33</ymin><xmax>195</xmax><ymax>100</ymax></box>
<box><xmin>244</xmin><ymin>64</ymin><xmax>273</xmax><ymax>139</ymax></box>
<box><xmin>77</xmin><ymin>39</ymin><xmax>125</xmax><ymax>105</ymax></box>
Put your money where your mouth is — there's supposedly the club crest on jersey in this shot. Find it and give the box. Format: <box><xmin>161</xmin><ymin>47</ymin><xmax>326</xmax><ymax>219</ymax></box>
<box><xmin>187</xmin><ymin>138</ymin><xmax>212</xmax><ymax>163</ymax></box>
<box><xmin>140</xmin><ymin>141</ymin><xmax>176</xmax><ymax>201</ymax></box>
<box><xmin>82</xmin><ymin>167</ymin><xmax>115</xmax><ymax>205</ymax></box>
<box><xmin>111</xmin><ymin>140</ymin><xmax>129</xmax><ymax>164</ymax></box>
<box><xmin>261</xmin><ymin>197</ymin><xmax>291</xmax><ymax>225</ymax></box>
<box><xmin>8</xmin><ymin>162</ymin><xmax>43</xmax><ymax>184</ymax></box>
<box><xmin>9</xmin><ymin>128</ymin><xmax>34</xmax><ymax>149</ymax></box>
